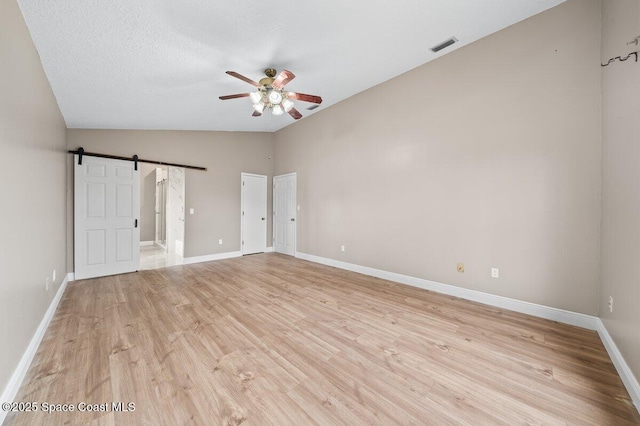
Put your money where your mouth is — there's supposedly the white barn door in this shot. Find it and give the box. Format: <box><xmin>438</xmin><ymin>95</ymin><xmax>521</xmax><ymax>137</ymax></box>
<box><xmin>241</xmin><ymin>173</ymin><xmax>267</xmax><ymax>255</ymax></box>
<box><xmin>273</xmin><ymin>173</ymin><xmax>296</xmax><ymax>256</ymax></box>
<box><xmin>74</xmin><ymin>155</ymin><xmax>140</xmax><ymax>279</ymax></box>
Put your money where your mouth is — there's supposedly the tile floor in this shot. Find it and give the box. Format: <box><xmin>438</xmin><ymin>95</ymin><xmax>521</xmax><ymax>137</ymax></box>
<box><xmin>139</xmin><ymin>244</ymin><xmax>183</xmax><ymax>270</ymax></box>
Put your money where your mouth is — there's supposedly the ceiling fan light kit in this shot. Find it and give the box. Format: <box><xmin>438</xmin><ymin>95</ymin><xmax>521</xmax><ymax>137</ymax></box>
<box><xmin>252</xmin><ymin>102</ymin><xmax>265</xmax><ymax>114</ymax></box>
<box><xmin>281</xmin><ymin>98</ymin><xmax>294</xmax><ymax>112</ymax></box>
<box><xmin>249</xmin><ymin>91</ymin><xmax>262</xmax><ymax>104</ymax></box>
<box><xmin>268</xmin><ymin>90</ymin><xmax>283</xmax><ymax>105</ymax></box>
<box><xmin>219</xmin><ymin>68</ymin><xmax>322</xmax><ymax>120</ymax></box>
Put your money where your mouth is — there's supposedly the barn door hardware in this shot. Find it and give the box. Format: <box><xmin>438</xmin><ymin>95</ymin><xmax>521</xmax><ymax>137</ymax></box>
<box><xmin>69</xmin><ymin>147</ymin><xmax>207</xmax><ymax>171</ymax></box>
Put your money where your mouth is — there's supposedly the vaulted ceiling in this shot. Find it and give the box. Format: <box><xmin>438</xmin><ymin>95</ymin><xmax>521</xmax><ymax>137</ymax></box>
<box><xmin>18</xmin><ymin>0</ymin><xmax>564</xmax><ymax>132</ymax></box>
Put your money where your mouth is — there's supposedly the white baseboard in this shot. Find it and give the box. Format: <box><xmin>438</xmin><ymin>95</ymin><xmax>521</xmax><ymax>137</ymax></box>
<box><xmin>266</xmin><ymin>247</ymin><xmax>274</xmax><ymax>253</ymax></box>
<box><xmin>295</xmin><ymin>252</ymin><xmax>598</xmax><ymax>330</ymax></box>
<box><xmin>0</xmin><ymin>273</ymin><xmax>70</xmax><ymax>425</ymax></box>
<box><xmin>183</xmin><ymin>251</ymin><xmax>242</xmax><ymax>265</ymax></box>
<box><xmin>67</xmin><ymin>272</ymin><xmax>75</xmax><ymax>282</ymax></box>
<box><xmin>140</xmin><ymin>241</ymin><xmax>154</xmax><ymax>247</ymax></box>
<box><xmin>596</xmin><ymin>319</ymin><xmax>640</xmax><ymax>412</ymax></box>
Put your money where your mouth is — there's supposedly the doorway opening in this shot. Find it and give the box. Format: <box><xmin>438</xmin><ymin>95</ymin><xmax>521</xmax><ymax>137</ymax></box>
<box><xmin>155</xmin><ymin>167</ymin><xmax>167</xmax><ymax>248</ymax></box>
<box><xmin>140</xmin><ymin>165</ymin><xmax>185</xmax><ymax>270</ymax></box>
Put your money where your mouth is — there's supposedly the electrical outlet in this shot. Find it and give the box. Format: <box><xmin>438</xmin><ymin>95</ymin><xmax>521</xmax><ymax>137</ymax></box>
<box><xmin>608</xmin><ymin>296</ymin><xmax>613</xmax><ymax>313</ymax></box>
<box><xmin>491</xmin><ymin>268</ymin><xmax>499</xmax><ymax>278</ymax></box>
<box><xmin>52</xmin><ymin>269</ymin><xmax>56</xmax><ymax>282</ymax></box>
<box><xmin>457</xmin><ymin>263</ymin><xmax>464</xmax><ymax>273</ymax></box>
<box><xmin>218</xmin><ymin>239</ymin><xmax>223</xmax><ymax>245</ymax></box>
<box><xmin>341</xmin><ymin>245</ymin><xmax>345</xmax><ymax>252</ymax></box>
<box><xmin>189</xmin><ymin>208</ymin><xmax>195</xmax><ymax>215</ymax></box>
<box><xmin>45</xmin><ymin>277</ymin><xmax>50</xmax><ymax>291</ymax></box>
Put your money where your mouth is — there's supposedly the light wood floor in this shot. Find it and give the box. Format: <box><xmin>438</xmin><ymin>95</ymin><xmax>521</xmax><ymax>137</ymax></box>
<box><xmin>6</xmin><ymin>254</ymin><xmax>640</xmax><ymax>425</ymax></box>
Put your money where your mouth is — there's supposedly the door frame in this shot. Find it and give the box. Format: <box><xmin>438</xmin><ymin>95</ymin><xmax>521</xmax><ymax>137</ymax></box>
<box><xmin>273</xmin><ymin>172</ymin><xmax>297</xmax><ymax>256</ymax></box>
<box><xmin>240</xmin><ymin>172</ymin><xmax>268</xmax><ymax>255</ymax></box>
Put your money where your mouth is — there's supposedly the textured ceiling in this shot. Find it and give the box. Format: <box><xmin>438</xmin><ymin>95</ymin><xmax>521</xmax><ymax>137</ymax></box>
<box><xmin>17</xmin><ymin>0</ymin><xmax>564</xmax><ymax>132</ymax></box>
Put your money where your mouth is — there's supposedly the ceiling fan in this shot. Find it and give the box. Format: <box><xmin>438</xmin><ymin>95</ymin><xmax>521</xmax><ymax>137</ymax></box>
<box><xmin>219</xmin><ymin>68</ymin><xmax>322</xmax><ymax>120</ymax></box>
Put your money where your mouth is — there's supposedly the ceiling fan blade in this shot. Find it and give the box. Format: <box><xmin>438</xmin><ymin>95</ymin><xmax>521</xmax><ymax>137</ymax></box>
<box><xmin>287</xmin><ymin>92</ymin><xmax>322</xmax><ymax>104</ymax></box>
<box><xmin>252</xmin><ymin>110</ymin><xmax>262</xmax><ymax>117</ymax></box>
<box><xmin>288</xmin><ymin>107</ymin><xmax>302</xmax><ymax>120</ymax></box>
<box><xmin>218</xmin><ymin>93</ymin><xmax>250</xmax><ymax>100</ymax></box>
<box><xmin>272</xmin><ymin>69</ymin><xmax>295</xmax><ymax>90</ymax></box>
<box><xmin>226</xmin><ymin>71</ymin><xmax>260</xmax><ymax>87</ymax></box>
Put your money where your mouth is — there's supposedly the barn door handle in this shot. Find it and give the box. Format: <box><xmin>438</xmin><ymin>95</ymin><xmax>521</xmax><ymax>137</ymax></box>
<box><xmin>135</xmin><ymin>219</ymin><xmax>138</xmax><ymax>228</ymax></box>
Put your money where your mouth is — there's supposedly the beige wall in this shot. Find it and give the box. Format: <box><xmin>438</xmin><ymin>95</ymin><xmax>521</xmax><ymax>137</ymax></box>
<box><xmin>67</xmin><ymin>130</ymin><xmax>274</xmax><ymax>260</ymax></box>
<box><xmin>600</xmin><ymin>0</ymin><xmax>640</xmax><ymax>380</ymax></box>
<box><xmin>0</xmin><ymin>0</ymin><xmax>67</xmax><ymax>394</ymax></box>
<box><xmin>275</xmin><ymin>0</ymin><xmax>602</xmax><ymax>315</ymax></box>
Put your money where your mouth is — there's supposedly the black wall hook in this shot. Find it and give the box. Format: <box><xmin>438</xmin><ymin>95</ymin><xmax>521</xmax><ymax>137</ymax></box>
<box><xmin>601</xmin><ymin>51</ymin><xmax>638</xmax><ymax>67</ymax></box>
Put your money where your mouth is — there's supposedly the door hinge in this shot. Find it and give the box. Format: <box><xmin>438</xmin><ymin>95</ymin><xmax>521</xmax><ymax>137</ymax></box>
<box><xmin>242</xmin><ymin>240</ymin><xmax>244</xmax><ymax>245</ymax></box>
<box><xmin>243</xmin><ymin>181</ymin><xmax>245</xmax><ymax>186</ymax></box>
<box><xmin>242</xmin><ymin>211</ymin><xmax>244</xmax><ymax>215</ymax></box>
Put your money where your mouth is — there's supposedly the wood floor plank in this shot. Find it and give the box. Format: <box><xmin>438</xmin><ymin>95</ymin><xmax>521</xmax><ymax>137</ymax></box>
<box><xmin>5</xmin><ymin>253</ymin><xmax>640</xmax><ymax>425</ymax></box>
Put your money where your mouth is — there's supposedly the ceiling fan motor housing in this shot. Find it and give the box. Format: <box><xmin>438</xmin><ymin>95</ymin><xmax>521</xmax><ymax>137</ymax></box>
<box><xmin>258</xmin><ymin>68</ymin><xmax>277</xmax><ymax>87</ymax></box>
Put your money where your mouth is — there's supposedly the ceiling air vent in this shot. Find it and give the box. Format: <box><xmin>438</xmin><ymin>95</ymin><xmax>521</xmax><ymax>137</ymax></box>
<box><xmin>306</xmin><ymin>104</ymin><xmax>320</xmax><ymax>111</ymax></box>
<box><xmin>431</xmin><ymin>37</ymin><xmax>458</xmax><ymax>53</ymax></box>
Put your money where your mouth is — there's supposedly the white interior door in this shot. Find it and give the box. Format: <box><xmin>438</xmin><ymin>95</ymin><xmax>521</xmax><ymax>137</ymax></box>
<box><xmin>241</xmin><ymin>173</ymin><xmax>267</xmax><ymax>255</ymax></box>
<box><xmin>74</xmin><ymin>155</ymin><xmax>140</xmax><ymax>279</ymax></box>
<box><xmin>273</xmin><ymin>173</ymin><xmax>296</xmax><ymax>256</ymax></box>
